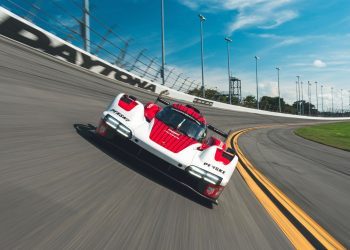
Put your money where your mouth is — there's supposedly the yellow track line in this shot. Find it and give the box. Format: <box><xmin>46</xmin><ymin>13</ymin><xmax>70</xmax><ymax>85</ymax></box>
<box><xmin>227</xmin><ymin>128</ymin><xmax>345</xmax><ymax>250</ymax></box>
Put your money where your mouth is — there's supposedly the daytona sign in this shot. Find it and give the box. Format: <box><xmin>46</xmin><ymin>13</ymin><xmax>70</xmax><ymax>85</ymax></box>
<box><xmin>0</xmin><ymin>8</ymin><xmax>157</xmax><ymax>93</ymax></box>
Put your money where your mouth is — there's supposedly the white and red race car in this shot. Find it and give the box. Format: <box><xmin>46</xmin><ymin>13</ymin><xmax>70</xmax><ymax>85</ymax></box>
<box><xmin>96</xmin><ymin>92</ymin><xmax>238</xmax><ymax>204</ymax></box>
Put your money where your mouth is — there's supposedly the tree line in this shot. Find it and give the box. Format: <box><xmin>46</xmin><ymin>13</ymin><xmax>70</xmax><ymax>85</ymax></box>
<box><xmin>188</xmin><ymin>87</ymin><xmax>349</xmax><ymax>116</ymax></box>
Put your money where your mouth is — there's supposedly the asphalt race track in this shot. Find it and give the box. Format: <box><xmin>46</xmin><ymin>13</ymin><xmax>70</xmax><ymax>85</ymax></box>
<box><xmin>238</xmin><ymin>127</ymin><xmax>350</xmax><ymax>246</ymax></box>
<box><xmin>0</xmin><ymin>36</ymin><xmax>348</xmax><ymax>249</ymax></box>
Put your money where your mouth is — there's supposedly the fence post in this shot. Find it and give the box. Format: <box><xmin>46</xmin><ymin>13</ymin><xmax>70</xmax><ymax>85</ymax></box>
<box><xmin>165</xmin><ymin>68</ymin><xmax>175</xmax><ymax>82</ymax></box>
<box><xmin>93</xmin><ymin>27</ymin><xmax>114</xmax><ymax>54</ymax></box>
<box><xmin>171</xmin><ymin>73</ymin><xmax>183</xmax><ymax>88</ymax></box>
<box><xmin>151</xmin><ymin>66</ymin><xmax>162</xmax><ymax>82</ymax></box>
<box><xmin>115</xmin><ymin>38</ymin><xmax>133</xmax><ymax>67</ymax></box>
<box><xmin>187</xmin><ymin>80</ymin><xmax>196</xmax><ymax>92</ymax></box>
<box><xmin>178</xmin><ymin>77</ymin><xmax>189</xmax><ymax>91</ymax></box>
<box><xmin>129</xmin><ymin>49</ymin><xmax>147</xmax><ymax>71</ymax></box>
<box><xmin>141</xmin><ymin>57</ymin><xmax>157</xmax><ymax>78</ymax></box>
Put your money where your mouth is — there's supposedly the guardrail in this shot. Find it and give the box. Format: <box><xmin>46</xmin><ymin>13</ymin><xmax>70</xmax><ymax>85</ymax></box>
<box><xmin>1</xmin><ymin>7</ymin><xmax>349</xmax><ymax>121</ymax></box>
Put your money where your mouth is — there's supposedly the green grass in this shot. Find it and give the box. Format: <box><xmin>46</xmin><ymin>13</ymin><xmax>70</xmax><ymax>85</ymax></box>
<box><xmin>295</xmin><ymin>122</ymin><xmax>350</xmax><ymax>151</ymax></box>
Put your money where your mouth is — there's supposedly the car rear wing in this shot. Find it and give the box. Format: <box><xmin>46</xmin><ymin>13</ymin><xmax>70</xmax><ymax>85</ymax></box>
<box><xmin>156</xmin><ymin>90</ymin><xmax>171</xmax><ymax>106</ymax></box>
<box><xmin>157</xmin><ymin>97</ymin><xmax>170</xmax><ymax>106</ymax></box>
<box><xmin>207</xmin><ymin>124</ymin><xmax>228</xmax><ymax>138</ymax></box>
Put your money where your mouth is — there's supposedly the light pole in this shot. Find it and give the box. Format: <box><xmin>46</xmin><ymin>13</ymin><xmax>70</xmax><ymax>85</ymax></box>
<box><xmin>321</xmin><ymin>85</ymin><xmax>324</xmax><ymax>113</ymax></box>
<box><xmin>160</xmin><ymin>0</ymin><xmax>166</xmax><ymax>85</ymax></box>
<box><xmin>296</xmin><ymin>76</ymin><xmax>300</xmax><ymax>115</ymax></box>
<box><xmin>315</xmin><ymin>81</ymin><xmax>318</xmax><ymax>115</ymax></box>
<box><xmin>341</xmin><ymin>89</ymin><xmax>343</xmax><ymax>114</ymax></box>
<box><xmin>295</xmin><ymin>81</ymin><xmax>298</xmax><ymax>114</ymax></box>
<box><xmin>348</xmin><ymin>90</ymin><xmax>350</xmax><ymax>115</ymax></box>
<box><xmin>225</xmin><ymin>37</ymin><xmax>233</xmax><ymax>104</ymax></box>
<box><xmin>255</xmin><ymin>56</ymin><xmax>260</xmax><ymax>109</ymax></box>
<box><xmin>308</xmin><ymin>81</ymin><xmax>311</xmax><ymax>116</ymax></box>
<box><xmin>301</xmin><ymin>81</ymin><xmax>304</xmax><ymax>115</ymax></box>
<box><xmin>83</xmin><ymin>0</ymin><xmax>90</xmax><ymax>53</ymax></box>
<box><xmin>199</xmin><ymin>14</ymin><xmax>206</xmax><ymax>98</ymax></box>
<box><xmin>276</xmin><ymin>67</ymin><xmax>281</xmax><ymax>112</ymax></box>
<box><xmin>331</xmin><ymin>87</ymin><xmax>334</xmax><ymax>114</ymax></box>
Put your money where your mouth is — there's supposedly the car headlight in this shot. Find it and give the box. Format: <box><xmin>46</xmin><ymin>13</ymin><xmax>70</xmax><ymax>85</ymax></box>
<box><xmin>104</xmin><ymin>115</ymin><xmax>132</xmax><ymax>139</ymax></box>
<box><xmin>186</xmin><ymin>166</ymin><xmax>222</xmax><ymax>185</ymax></box>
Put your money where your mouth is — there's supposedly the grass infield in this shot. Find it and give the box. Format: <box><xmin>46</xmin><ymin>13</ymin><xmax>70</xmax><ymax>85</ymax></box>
<box><xmin>295</xmin><ymin>122</ymin><xmax>350</xmax><ymax>151</ymax></box>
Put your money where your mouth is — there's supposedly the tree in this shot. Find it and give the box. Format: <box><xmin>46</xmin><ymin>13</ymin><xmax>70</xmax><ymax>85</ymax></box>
<box><xmin>187</xmin><ymin>88</ymin><xmax>222</xmax><ymax>102</ymax></box>
<box><xmin>292</xmin><ymin>101</ymin><xmax>317</xmax><ymax>115</ymax></box>
<box><xmin>231</xmin><ymin>96</ymin><xmax>240</xmax><ymax>105</ymax></box>
<box><xmin>259</xmin><ymin>96</ymin><xmax>287</xmax><ymax>112</ymax></box>
<box><xmin>205</xmin><ymin>88</ymin><xmax>220</xmax><ymax>100</ymax></box>
<box><xmin>243</xmin><ymin>95</ymin><xmax>257</xmax><ymax>108</ymax></box>
<box><xmin>283</xmin><ymin>103</ymin><xmax>296</xmax><ymax>114</ymax></box>
<box><xmin>187</xmin><ymin>87</ymin><xmax>202</xmax><ymax>97</ymax></box>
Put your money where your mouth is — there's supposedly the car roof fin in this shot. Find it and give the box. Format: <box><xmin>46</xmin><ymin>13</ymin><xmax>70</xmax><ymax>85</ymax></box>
<box><xmin>208</xmin><ymin>124</ymin><xmax>228</xmax><ymax>138</ymax></box>
<box><xmin>185</xmin><ymin>104</ymin><xmax>201</xmax><ymax>114</ymax></box>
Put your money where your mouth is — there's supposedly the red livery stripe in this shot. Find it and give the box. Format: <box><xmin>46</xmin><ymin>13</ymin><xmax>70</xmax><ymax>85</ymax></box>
<box><xmin>172</xmin><ymin>104</ymin><xmax>206</xmax><ymax>124</ymax></box>
<box><xmin>118</xmin><ymin>95</ymin><xmax>138</xmax><ymax>111</ymax></box>
<box><xmin>149</xmin><ymin>119</ymin><xmax>197</xmax><ymax>153</ymax></box>
<box><xmin>214</xmin><ymin>148</ymin><xmax>233</xmax><ymax>165</ymax></box>
<box><xmin>144</xmin><ymin>103</ymin><xmax>161</xmax><ymax>121</ymax></box>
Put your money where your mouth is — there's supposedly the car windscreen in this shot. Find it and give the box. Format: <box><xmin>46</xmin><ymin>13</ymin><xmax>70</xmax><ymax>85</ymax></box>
<box><xmin>155</xmin><ymin>106</ymin><xmax>206</xmax><ymax>141</ymax></box>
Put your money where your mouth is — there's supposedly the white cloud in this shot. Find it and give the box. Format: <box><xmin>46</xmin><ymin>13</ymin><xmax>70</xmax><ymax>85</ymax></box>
<box><xmin>178</xmin><ymin>0</ymin><xmax>299</xmax><ymax>33</ymax></box>
<box><xmin>313</xmin><ymin>59</ymin><xmax>326</xmax><ymax>68</ymax></box>
<box><xmin>166</xmin><ymin>38</ymin><xmax>200</xmax><ymax>56</ymax></box>
<box><xmin>255</xmin><ymin>33</ymin><xmax>305</xmax><ymax>48</ymax></box>
<box><xmin>259</xmin><ymin>10</ymin><xmax>298</xmax><ymax>29</ymax></box>
<box><xmin>178</xmin><ymin>0</ymin><xmax>200</xmax><ymax>10</ymax></box>
<box><xmin>229</xmin><ymin>14</ymin><xmax>265</xmax><ymax>32</ymax></box>
<box><xmin>54</xmin><ymin>15</ymin><xmax>79</xmax><ymax>28</ymax></box>
<box><xmin>259</xmin><ymin>81</ymin><xmax>279</xmax><ymax>97</ymax></box>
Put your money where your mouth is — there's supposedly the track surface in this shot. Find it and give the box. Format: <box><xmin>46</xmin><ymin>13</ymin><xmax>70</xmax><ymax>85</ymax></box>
<box><xmin>238</xmin><ymin>127</ymin><xmax>350</xmax><ymax>246</ymax></box>
<box><xmin>0</xmin><ymin>36</ymin><xmax>344</xmax><ymax>249</ymax></box>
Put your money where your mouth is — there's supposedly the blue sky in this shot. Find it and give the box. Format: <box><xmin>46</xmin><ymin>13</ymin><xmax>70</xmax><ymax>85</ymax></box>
<box><xmin>2</xmin><ymin>0</ymin><xmax>350</xmax><ymax>111</ymax></box>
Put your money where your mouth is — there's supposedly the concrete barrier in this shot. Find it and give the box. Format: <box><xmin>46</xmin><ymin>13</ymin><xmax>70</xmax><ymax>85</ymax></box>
<box><xmin>1</xmin><ymin>7</ymin><xmax>349</xmax><ymax>120</ymax></box>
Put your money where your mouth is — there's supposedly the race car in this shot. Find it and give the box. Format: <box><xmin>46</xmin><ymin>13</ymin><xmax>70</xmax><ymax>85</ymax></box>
<box><xmin>96</xmin><ymin>91</ymin><xmax>238</xmax><ymax>204</ymax></box>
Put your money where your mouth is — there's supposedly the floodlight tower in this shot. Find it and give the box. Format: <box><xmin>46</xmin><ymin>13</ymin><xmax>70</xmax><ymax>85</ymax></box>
<box><xmin>255</xmin><ymin>56</ymin><xmax>260</xmax><ymax>109</ymax></box>
<box><xmin>199</xmin><ymin>14</ymin><xmax>206</xmax><ymax>97</ymax></box>
<box><xmin>276</xmin><ymin>67</ymin><xmax>281</xmax><ymax>112</ymax></box>
<box><xmin>83</xmin><ymin>0</ymin><xmax>90</xmax><ymax>52</ymax></box>
<box><xmin>160</xmin><ymin>0</ymin><xmax>166</xmax><ymax>85</ymax></box>
<box><xmin>225</xmin><ymin>37</ymin><xmax>233</xmax><ymax>104</ymax></box>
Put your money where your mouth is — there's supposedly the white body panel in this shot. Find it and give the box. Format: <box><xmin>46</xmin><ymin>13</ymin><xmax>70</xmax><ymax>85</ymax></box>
<box><xmin>101</xmin><ymin>93</ymin><xmax>238</xmax><ymax>186</ymax></box>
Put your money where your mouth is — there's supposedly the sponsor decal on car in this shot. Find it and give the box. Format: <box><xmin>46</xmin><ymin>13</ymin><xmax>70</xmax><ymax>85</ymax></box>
<box><xmin>165</xmin><ymin>129</ymin><xmax>180</xmax><ymax>138</ymax></box>
<box><xmin>204</xmin><ymin>162</ymin><xmax>226</xmax><ymax>174</ymax></box>
<box><xmin>111</xmin><ymin>109</ymin><xmax>130</xmax><ymax>121</ymax></box>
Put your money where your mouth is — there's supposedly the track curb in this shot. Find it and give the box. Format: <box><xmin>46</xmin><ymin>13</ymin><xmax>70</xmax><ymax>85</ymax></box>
<box><xmin>227</xmin><ymin>128</ymin><xmax>345</xmax><ymax>249</ymax></box>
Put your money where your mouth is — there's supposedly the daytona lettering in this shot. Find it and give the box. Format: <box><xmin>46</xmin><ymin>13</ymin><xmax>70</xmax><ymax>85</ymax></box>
<box><xmin>0</xmin><ymin>14</ymin><xmax>157</xmax><ymax>93</ymax></box>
